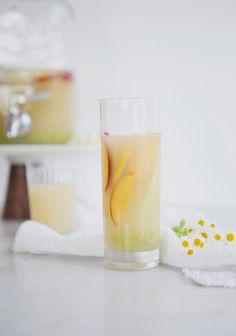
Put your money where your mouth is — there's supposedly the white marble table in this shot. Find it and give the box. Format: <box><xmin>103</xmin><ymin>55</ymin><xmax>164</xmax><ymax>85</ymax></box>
<box><xmin>0</xmin><ymin>219</ymin><xmax>236</xmax><ymax>336</ymax></box>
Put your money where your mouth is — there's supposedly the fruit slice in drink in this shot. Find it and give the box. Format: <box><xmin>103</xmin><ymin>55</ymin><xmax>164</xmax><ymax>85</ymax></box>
<box><xmin>110</xmin><ymin>173</ymin><xmax>134</xmax><ymax>225</ymax></box>
<box><xmin>101</xmin><ymin>133</ymin><xmax>161</xmax><ymax>252</ymax></box>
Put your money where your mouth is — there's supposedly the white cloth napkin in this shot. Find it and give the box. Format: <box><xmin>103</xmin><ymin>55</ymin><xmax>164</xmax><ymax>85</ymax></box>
<box><xmin>13</xmin><ymin>205</ymin><xmax>236</xmax><ymax>288</ymax></box>
<box><xmin>13</xmin><ymin>220</ymin><xmax>103</xmax><ymax>257</ymax></box>
<box><xmin>161</xmin><ymin>206</ymin><xmax>236</xmax><ymax>269</ymax></box>
<box><xmin>182</xmin><ymin>268</ymin><xmax>236</xmax><ymax>289</ymax></box>
<box><xmin>160</xmin><ymin>206</ymin><xmax>236</xmax><ymax>288</ymax></box>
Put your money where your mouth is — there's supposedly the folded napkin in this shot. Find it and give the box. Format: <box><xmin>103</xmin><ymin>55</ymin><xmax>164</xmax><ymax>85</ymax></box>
<box><xmin>161</xmin><ymin>206</ymin><xmax>236</xmax><ymax>269</ymax></box>
<box><xmin>161</xmin><ymin>206</ymin><xmax>236</xmax><ymax>288</ymax></box>
<box><xmin>13</xmin><ymin>205</ymin><xmax>236</xmax><ymax>288</ymax></box>
<box><xmin>13</xmin><ymin>220</ymin><xmax>103</xmax><ymax>257</ymax></box>
<box><xmin>183</xmin><ymin>268</ymin><xmax>236</xmax><ymax>289</ymax></box>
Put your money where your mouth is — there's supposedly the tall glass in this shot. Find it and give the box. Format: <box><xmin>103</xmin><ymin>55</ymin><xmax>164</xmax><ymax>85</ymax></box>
<box><xmin>100</xmin><ymin>98</ymin><xmax>161</xmax><ymax>270</ymax></box>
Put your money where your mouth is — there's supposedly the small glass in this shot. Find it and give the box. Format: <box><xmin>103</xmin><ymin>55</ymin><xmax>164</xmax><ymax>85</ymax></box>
<box><xmin>27</xmin><ymin>160</ymin><xmax>76</xmax><ymax>234</ymax></box>
<box><xmin>100</xmin><ymin>98</ymin><xmax>161</xmax><ymax>270</ymax></box>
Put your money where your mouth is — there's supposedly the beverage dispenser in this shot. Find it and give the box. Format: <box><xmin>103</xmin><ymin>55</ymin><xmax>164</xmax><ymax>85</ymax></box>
<box><xmin>0</xmin><ymin>0</ymin><xmax>76</xmax><ymax>220</ymax></box>
<box><xmin>0</xmin><ymin>0</ymin><xmax>75</xmax><ymax>144</ymax></box>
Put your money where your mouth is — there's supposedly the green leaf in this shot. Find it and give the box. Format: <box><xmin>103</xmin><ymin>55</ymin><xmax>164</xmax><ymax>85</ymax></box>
<box><xmin>172</xmin><ymin>219</ymin><xmax>188</xmax><ymax>238</ymax></box>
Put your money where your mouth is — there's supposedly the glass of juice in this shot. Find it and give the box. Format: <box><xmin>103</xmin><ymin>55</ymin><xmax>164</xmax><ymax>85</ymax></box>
<box><xmin>100</xmin><ymin>98</ymin><xmax>161</xmax><ymax>270</ymax></box>
<box><xmin>27</xmin><ymin>160</ymin><xmax>76</xmax><ymax>234</ymax></box>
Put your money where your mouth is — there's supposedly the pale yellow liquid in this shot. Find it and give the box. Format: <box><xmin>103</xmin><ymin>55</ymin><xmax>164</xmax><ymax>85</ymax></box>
<box><xmin>101</xmin><ymin>134</ymin><xmax>161</xmax><ymax>252</ymax></box>
<box><xmin>29</xmin><ymin>184</ymin><xmax>76</xmax><ymax>234</ymax></box>
<box><xmin>0</xmin><ymin>69</ymin><xmax>73</xmax><ymax>144</ymax></box>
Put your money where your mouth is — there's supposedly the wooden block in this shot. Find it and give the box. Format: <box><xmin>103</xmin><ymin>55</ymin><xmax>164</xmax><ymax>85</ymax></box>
<box><xmin>2</xmin><ymin>164</ymin><xmax>30</xmax><ymax>220</ymax></box>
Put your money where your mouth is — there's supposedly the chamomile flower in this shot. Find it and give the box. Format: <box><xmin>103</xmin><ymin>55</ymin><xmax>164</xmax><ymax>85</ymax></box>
<box><xmin>198</xmin><ymin>219</ymin><xmax>205</xmax><ymax>226</ymax></box>
<box><xmin>214</xmin><ymin>233</ymin><xmax>222</xmax><ymax>241</ymax></box>
<box><xmin>226</xmin><ymin>233</ymin><xmax>235</xmax><ymax>242</ymax></box>
<box><xmin>172</xmin><ymin>217</ymin><xmax>235</xmax><ymax>257</ymax></box>
<box><xmin>182</xmin><ymin>240</ymin><xmax>189</xmax><ymax>248</ymax></box>
<box><xmin>193</xmin><ymin>238</ymin><xmax>201</xmax><ymax>247</ymax></box>
<box><xmin>201</xmin><ymin>232</ymin><xmax>208</xmax><ymax>239</ymax></box>
<box><xmin>187</xmin><ymin>249</ymin><xmax>194</xmax><ymax>256</ymax></box>
<box><xmin>199</xmin><ymin>241</ymin><xmax>204</xmax><ymax>248</ymax></box>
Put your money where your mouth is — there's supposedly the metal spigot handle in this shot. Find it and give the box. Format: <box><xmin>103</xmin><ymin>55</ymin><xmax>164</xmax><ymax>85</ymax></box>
<box><xmin>4</xmin><ymin>91</ymin><xmax>50</xmax><ymax>139</ymax></box>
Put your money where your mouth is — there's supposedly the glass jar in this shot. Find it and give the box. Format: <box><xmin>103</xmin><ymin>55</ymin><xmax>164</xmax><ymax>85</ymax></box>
<box><xmin>0</xmin><ymin>0</ymin><xmax>75</xmax><ymax>144</ymax></box>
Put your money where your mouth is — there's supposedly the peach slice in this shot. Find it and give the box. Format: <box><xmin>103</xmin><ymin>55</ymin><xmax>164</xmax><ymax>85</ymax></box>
<box><xmin>110</xmin><ymin>173</ymin><xmax>134</xmax><ymax>224</ymax></box>
<box><xmin>102</xmin><ymin>142</ymin><xmax>109</xmax><ymax>190</ymax></box>
<box><xmin>113</xmin><ymin>146</ymin><xmax>130</xmax><ymax>184</ymax></box>
<box><xmin>34</xmin><ymin>73</ymin><xmax>55</xmax><ymax>83</ymax></box>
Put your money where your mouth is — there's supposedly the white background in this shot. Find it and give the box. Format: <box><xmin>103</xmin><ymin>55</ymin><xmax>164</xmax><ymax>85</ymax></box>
<box><xmin>1</xmin><ymin>0</ymin><xmax>236</xmax><ymax>208</ymax></box>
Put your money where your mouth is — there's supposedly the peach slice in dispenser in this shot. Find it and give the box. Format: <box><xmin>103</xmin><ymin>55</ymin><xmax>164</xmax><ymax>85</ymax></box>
<box><xmin>110</xmin><ymin>173</ymin><xmax>134</xmax><ymax>224</ymax></box>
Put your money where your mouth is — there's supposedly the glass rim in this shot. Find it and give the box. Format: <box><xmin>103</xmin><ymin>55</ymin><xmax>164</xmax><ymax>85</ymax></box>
<box><xmin>100</xmin><ymin>97</ymin><xmax>159</xmax><ymax>104</ymax></box>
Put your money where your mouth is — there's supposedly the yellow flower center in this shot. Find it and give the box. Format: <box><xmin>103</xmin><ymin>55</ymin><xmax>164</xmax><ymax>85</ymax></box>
<box><xmin>188</xmin><ymin>228</ymin><xmax>193</xmax><ymax>234</ymax></box>
<box><xmin>214</xmin><ymin>234</ymin><xmax>221</xmax><ymax>241</ymax></box>
<box><xmin>226</xmin><ymin>233</ymin><xmax>235</xmax><ymax>242</ymax></box>
<box><xmin>200</xmin><ymin>241</ymin><xmax>204</xmax><ymax>248</ymax></box>
<box><xmin>198</xmin><ymin>219</ymin><xmax>205</xmax><ymax>226</ymax></box>
<box><xmin>182</xmin><ymin>240</ymin><xmax>189</xmax><ymax>248</ymax></box>
<box><xmin>210</xmin><ymin>223</ymin><xmax>216</xmax><ymax>229</ymax></box>
<box><xmin>187</xmin><ymin>249</ymin><xmax>194</xmax><ymax>256</ymax></box>
<box><xmin>201</xmin><ymin>232</ymin><xmax>208</xmax><ymax>239</ymax></box>
<box><xmin>194</xmin><ymin>238</ymin><xmax>201</xmax><ymax>247</ymax></box>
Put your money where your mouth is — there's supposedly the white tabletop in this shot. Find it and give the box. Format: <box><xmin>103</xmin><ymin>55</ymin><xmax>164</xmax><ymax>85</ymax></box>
<box><xmin>0</xmin><ymin>219</ymin><xmax>236</xmax><ymax>336</ymax></box>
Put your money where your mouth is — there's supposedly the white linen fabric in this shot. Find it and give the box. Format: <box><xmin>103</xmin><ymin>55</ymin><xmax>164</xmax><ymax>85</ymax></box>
<box><xmin>13</xmin><ymin>220</ymin><xmax>103</xmax><ymax>257</ymax></box>
<box><xmin>13</xmin><ymin>206</ymin><xmax>236</xmax><ymax>288</ymax></box>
